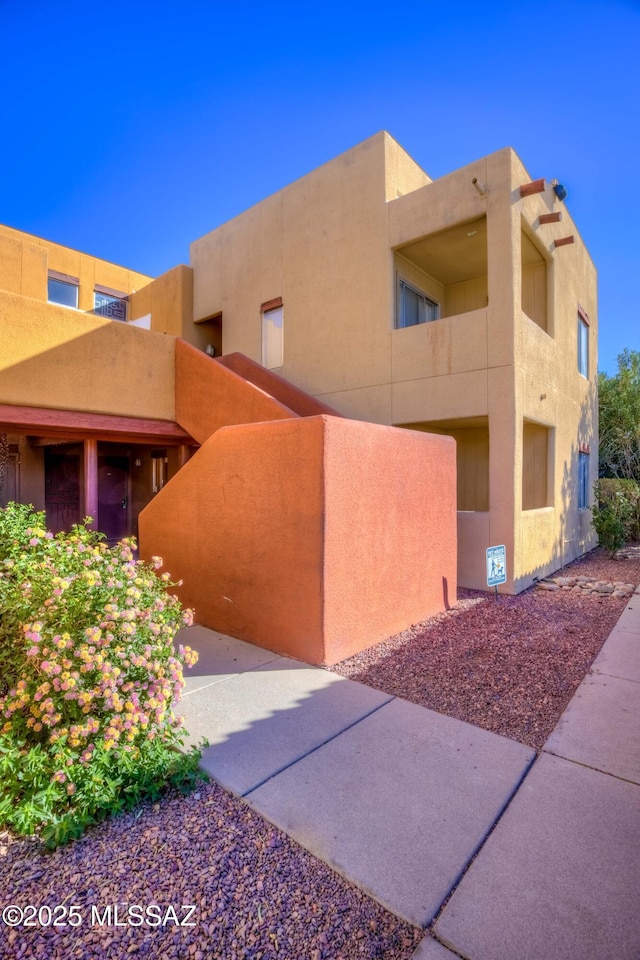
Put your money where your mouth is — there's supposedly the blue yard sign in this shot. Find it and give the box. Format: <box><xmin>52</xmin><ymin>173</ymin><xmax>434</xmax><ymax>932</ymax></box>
<box><xmin>486</xmin><ymin>545</ymin><xmax>506</xmax><ymax>587</ymax></box>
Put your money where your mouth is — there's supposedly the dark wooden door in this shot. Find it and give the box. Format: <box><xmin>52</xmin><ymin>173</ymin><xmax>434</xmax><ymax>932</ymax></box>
<box><xmin>45</xmin><ymin>453</ymin><xmax>80</xmax><ymax>533</ymax></box>
<box><xmin>0</xmin><ymin>453</ymin><xmax>18</xmax><ymax>508</ymax></box>
<box><xmin>98</xmin><ymin>455</ymin><xmax>130</xmax><ymax>542</ymax></box>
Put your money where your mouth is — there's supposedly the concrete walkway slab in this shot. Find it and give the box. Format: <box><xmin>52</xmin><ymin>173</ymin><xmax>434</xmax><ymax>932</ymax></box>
<box><xmin>246</xmin><ymin>697</ymin><xmax>534</xmax><ymax>927</ymax></box>
<box><xmin>619</xmin><ymin>594</ymin><xmax>640</xmax><ymax>617</ymax></box>
<box><xmin>592</xmin><ymin>626</ymin><xmax>640</xmax><ymax>683</ymax></box>
<box><xmin>434</xmin><ymin>753</ymin><xmax>640</xmax><ymax>960</ymax></box>
<box><xmin>411</xmin><ymin>936</ymin><xmax>460</xmax><ymax>959</ymax></box>
<box><xmin>544</xmin><ymin>672</ymin><xmax>640</xmax><ymax>784</ymax></box>
<box><xmin>176</xmin><ymin>625</ymin><xmax>281</xmax><ymax>696</ymax></box>
<box><xmin>180</xmin><ymin>657</ymin><xmax>392</xmax><ymax>795</ymax></box>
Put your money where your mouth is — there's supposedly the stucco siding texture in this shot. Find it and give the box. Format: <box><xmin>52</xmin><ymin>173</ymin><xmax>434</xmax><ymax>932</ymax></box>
<box><xmin>139</xmin><ymin>416</ymin><xmax>457</xmax><ymax>666</ymax></box>
<box><xmin>0</xmin><ymin>291</ymin><xmax>175</xmax><ymax>420</ymax></box>
<box><xmin>141</xmin><ymin>418</ymin><xmax>327</xmax><ymax>663</ymax></box>
<box><xmin>174</xmin><ymin>339</ymin><xmax>297</xmax><ymax>446</ymax></box>
<box><xmin>322</xmin><ymin>420</ymin><xmax>457</xmax><ymax>663</ymax></box>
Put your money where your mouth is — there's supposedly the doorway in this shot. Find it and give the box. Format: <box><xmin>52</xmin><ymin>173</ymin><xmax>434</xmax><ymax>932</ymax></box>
<box><xmin>98</xmin><ymin>454</ymin><xmax>130</xmax><ymax>542</ymax></box>
<box><xmin>44</xmin><ymin>450</ymin><xmax>81</xmax><ymax>533</ymax></box>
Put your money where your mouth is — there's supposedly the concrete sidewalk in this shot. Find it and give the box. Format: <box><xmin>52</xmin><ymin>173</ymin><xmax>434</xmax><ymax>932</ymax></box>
<box><xmin>175</xmin><ymin>592</ymin><xmax>640</xmax><ymax>959</ymax></box>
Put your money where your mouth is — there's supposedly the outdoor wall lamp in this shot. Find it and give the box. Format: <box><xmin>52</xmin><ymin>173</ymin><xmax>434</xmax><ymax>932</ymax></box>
<box><xmin>552</xmin><ymin>180</ymin><xmax>568</xmax><ymax>202</ymax></box>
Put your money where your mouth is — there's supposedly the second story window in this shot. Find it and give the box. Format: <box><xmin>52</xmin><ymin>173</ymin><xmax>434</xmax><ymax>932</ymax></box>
<box><xmin>396</xmin><ymin>278</ymin><xmax>439</xmax><ymax>328</ymax></box>
<box><xmin>578</xmin><ymin>308</ymin><xmax>589</xmax><ymax>378</ymax></box>
<box><xmin>94</xmin><ymin>286</ymin><xmax>128</xmax><ymax>322</ymax></box>
<box><xmin>48</xmin><ymin>271</ymin><xmax>79</xmax><ymax>309</ymax></box>
<box><xmin>261</xmin><ymin>298</ymin><xmax>284</xmax><ymax>369</ymax></box>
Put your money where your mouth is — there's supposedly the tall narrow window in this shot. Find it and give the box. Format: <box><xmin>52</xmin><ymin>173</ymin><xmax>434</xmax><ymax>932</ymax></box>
<box><xmin>151</xmin><ymin>450</ymin><xmax>168</xmax><ymax>494</ymax></box>
<box><xmin>578</xmin><ymin>451</ymin><xmax>589</xmax><ymax>509</ymax></box>
<box><xmin>396</xmin><ymin>278</ymin><xmax>439</xmax><ymax>328</ymax></box>
<box><xmin>578</xmin><ymin>315</ymin><xmax>589</xmax><ymax>378</ymax></box>
<box><xmin>261</xmin><ymin>300</ymin><xmax>284</xmax><ymax>369</ymax></box>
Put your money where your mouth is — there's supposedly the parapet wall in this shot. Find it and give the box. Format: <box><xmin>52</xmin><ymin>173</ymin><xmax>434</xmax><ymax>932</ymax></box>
<box><xmin>0</xmin><ymin>290</ymin><xmax>176</xmax><ymax>420</ymax></box>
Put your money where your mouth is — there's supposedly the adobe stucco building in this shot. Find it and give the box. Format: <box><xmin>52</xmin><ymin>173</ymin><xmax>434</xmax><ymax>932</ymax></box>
<box><xmin>189</xmin><ymin>132</ymin><xmax>598</xmax><ymax>592</ymax></box>
<box><xmin>0</xmin><ymin>132</ymin><xmax>597</xmax><ymax>659</ymax></box>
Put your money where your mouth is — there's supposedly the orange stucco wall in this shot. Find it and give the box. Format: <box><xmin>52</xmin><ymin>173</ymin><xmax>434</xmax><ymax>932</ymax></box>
<box><xmin>216</xmin><ymin>353</ymin><xmax>343</xmax><ymax>418</ymax></box>
<box><xmin>322</xmin><ymin>419</ymin><xmax>457</xmax><ymax>661</ymax></box>
<box><xmin>175</xmin><ymin>339</ymin><xmax>297</xmax><ymax>445</ymax></box>
<box><xmin>139</xmin><ymin>415</ymin><xmax>456</xmax><ymax>666</ymax></box>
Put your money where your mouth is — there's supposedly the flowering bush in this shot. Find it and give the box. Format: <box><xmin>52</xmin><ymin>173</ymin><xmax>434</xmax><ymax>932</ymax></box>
<box><xmin>0</xmin><ymin>502</ymin><xmax>205</xmax><ymax>847</ymax></box>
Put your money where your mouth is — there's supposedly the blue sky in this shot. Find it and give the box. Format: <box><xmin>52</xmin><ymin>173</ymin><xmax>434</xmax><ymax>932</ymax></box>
<box><xmin>2</xmin><ymin>0</ymin><xmax>638</xmax><ymax>374</ymax></box>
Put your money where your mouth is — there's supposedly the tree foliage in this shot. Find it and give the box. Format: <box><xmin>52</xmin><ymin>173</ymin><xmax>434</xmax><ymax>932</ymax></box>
<box><xmin>591</xmin><ymin>479</ymin><xmax>640</xmax><ymax>556</ymax></box>
<box><xmin>599</xmin><ymin>349</ymin><xmax>640</xmax><ymax>480</ymax></box>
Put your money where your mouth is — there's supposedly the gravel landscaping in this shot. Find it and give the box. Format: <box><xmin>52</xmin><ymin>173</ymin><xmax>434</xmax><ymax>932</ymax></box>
<box><xmin>331</xmin><ymin>546</ymin><xmax>640</xmax><ymax>751</ymax></box>
<box><xmin>3</xmin><ymin>545</ymin><xmax>637</xmax><ymax>960</ymax></box>
<box><xmin>0</xmin><ymin>784</ymin><xmax>422</xmax><ymax>960</ymax></box>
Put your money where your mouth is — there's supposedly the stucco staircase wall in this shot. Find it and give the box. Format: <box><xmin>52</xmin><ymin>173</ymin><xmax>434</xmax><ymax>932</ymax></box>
<box><xmin>139</xmin><ymin>340</ymin><xmax>457</xmax><ymax>665</ymax></box>
<box><xmin>215</xmin><ymin>352</ymin><xmax>342</xmax><ymax>419</ymax></box>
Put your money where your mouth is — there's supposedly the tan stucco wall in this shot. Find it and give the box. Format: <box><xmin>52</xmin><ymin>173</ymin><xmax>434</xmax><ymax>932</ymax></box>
<box><xmin>0</xmin><ymin>224</ymin><xmax>151</xmax><ymax>310</ymax></box>
<box><xmin>191</xmin><ymin>132</ymin><xmax>396</xmax><ymax>397</ymax></box>
<box><xmin>511</xmin><ymin>145</ymin><xmax>598</xmax><ymax>588</ymax></box>
<box><xmin>130</xmin><ymin>265</ymin><xmax>196</xmax><ymax>342</ymax></box>
<box><xmin>0</xmin><ymin>290</ymin><xmax>176</xmax><ymax>420</ymax></box>
<box><xmin>189</xmin><ymin>133</ymin><xmax>598</xmax><ymax>593</ymax></box>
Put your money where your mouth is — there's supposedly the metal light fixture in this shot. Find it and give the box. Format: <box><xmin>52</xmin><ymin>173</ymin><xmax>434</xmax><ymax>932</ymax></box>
<box><xmin>552</xmin><ymin>180</ymin><xmax>568</xmax><ymax>202</ymax></box>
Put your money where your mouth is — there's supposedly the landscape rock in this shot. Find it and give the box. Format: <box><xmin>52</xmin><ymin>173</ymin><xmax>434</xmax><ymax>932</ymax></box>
<box><xmin>536</xmin><ymin>575</ymin><xmax>635</xmax><ymax>598</ymax></box>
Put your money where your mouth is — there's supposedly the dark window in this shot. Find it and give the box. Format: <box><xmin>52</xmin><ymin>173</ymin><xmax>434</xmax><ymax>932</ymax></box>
<box><xmin>396</xmin><ymin>278</ymin><xmax>439</xmax><ymax>328</ymax></box>
<box><xmin>578</xmin><ymin>451</ymin><xmax>589</xmax><ymax>509</ymax></box>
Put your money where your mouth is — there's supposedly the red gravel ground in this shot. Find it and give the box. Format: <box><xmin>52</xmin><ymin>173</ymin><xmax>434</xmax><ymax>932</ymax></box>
<box><xmin>1</xmin><ymin>784</ymin><xmax>422</xmax><ymax>960</ymax></box>
<box><xmin>2</xmin><ymin>546</ymin><xmax>636</xmax><ymax>960</ymax></box>
<box><xmin>331</xmin><ymin>546</ymin><xmax>640</xmax><ymax>751</ymax></box>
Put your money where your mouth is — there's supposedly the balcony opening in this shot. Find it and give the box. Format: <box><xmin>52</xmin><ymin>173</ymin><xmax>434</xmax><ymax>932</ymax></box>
<box><xmin>394</xmin><ymin>216</ymin><xmax>488</xmax><ymax>324</ymax></box>
<box><xmin>397</xmin><ymin>416</ymin><xmax>489</xmax><ymax>511</ymax></box>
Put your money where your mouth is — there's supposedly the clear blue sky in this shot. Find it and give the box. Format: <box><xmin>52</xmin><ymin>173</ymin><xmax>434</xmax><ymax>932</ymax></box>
<box><xmin>2</xmin><ymin>0</ymin><xmax>638</xmax><ymax>374</ymax></box>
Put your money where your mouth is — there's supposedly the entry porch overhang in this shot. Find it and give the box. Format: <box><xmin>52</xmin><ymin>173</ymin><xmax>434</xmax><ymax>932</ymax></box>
<box><xmin>0</xmin><ymin>403</ymin><xmax>196</xmax><ymax>446</ymax></box>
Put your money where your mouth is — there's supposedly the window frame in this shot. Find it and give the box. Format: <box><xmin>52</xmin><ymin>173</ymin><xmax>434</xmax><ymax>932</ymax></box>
<box><xmin>151</xmin><ymin>450</ymin><xmax>168</xmax><ymax>494</ymax></box>
<box><xmin>47</xmin><ymin>274</ymin><xmax>79</xmax><ymax>310</ymax></box>
<box><xmin>577</xmin><ymin>315</ymin><xmax>589</xmax><ymax>378</ymax></box>
<box><xmin>261</xmin><ymin>299</ymin><xmax>284</xmax><ymax>369</ymax></box>
<box><xmin>94</xmin><ymin>290</ymin><xmax>128</xmax><ymax>322</ymax></box>
<box><xmin>396</xmin><ymin>276</ymin><xmax>440</xmax><ymax>329</ymax></box>
<box><xmin>578</xmin><ymin>451</ymin><xmax>589</xmax><ymax>510</ymax></box>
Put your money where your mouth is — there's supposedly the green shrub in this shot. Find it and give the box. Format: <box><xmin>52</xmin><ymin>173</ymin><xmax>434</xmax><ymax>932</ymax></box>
<box><xmin>591</xmin><ymin>479</ymin><xmax>640</xmax><ymax>557</ymax></box>
<box><xmin>0</xmin><ymin>502</ymin><xmax>205</xmax><ymax>847</ymax></box>
<box><xmin>595</xmin><ymin>478</ymin><xmax>640</xmax><ymax>542</ymax></box>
